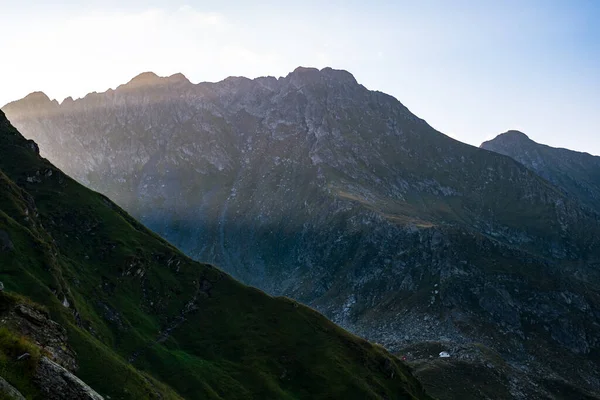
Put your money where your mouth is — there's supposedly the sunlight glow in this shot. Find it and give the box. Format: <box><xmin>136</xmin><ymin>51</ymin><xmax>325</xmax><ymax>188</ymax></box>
<box><xmin>1</xmin><ymin>1</ymin><xmax>599</xmax><ymax>153</ymax></box>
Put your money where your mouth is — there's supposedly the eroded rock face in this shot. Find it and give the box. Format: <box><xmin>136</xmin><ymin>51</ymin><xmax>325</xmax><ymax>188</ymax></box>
<box><xmin>34</xmin><ymin>357</ymin><xmax>104</xmax><ymax>400</ymax></box>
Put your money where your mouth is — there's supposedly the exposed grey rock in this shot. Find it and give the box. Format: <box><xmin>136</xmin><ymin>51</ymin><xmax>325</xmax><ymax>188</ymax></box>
<box><xmin>34</xmin><ymin>357</ymin><xmax>104</xmax><ymax>400</ymax></box>
<box><xmin>0</xmin><ymin>375</ymin><xmax>25</xmax><ymax>400</ymax></box>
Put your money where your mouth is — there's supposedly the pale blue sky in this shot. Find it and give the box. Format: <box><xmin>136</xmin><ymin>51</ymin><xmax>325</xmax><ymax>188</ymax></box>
<box><xmin>1</xmin><ymin>1</ymin><xmax>599</xmax><ymax>154</ymax></box>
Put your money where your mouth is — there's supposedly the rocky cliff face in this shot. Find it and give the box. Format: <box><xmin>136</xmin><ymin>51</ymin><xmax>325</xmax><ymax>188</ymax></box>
<box><xmin>481</xmin><ymin>130</ymin><xmax>600</xmax><ymax>213</ymax></box>
<box><xmin>4</xmin><ymin>68</ymin><xmax>600</xmax><ymax>397</ymax></box>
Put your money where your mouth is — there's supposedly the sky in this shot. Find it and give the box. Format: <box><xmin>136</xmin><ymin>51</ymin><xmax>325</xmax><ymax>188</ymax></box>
<box><xmin>1</xmin><ymin>0</ymin><xmax>599</xmax><ymax>154</ymax></box>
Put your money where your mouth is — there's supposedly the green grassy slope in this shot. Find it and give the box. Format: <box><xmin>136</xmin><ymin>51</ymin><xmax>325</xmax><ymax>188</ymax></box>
<box><xmin>0</xmin><ymin>110</ymin><xmax>431</xmax><ymax>399</ymax></box>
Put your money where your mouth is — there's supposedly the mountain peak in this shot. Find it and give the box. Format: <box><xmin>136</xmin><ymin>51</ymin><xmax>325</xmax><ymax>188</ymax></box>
<box><xmin>481</xmin><ymin>130</ymin><xmax>533</xmax><ymax>149</ymax></box>
<box><xmin>123</xmin><ymin>71</ymin><xmax>190</xmax><ymax>89</ymax></box>
<box><xmin>124</xmin><ymin>71</ymin><xmax>162</xmax><ymax>88</ymax></box>
<box><xmin>61</xmin><ymin>96</ymin><xmax>75</xmax><ymax>105</ymax></box>
<box><xmin>167</xmin><ymin>72</ymin><xmax>190</xmax><ymax>84</ymax></box>
<box><xmin>8</xmin><ymin>91</ymin><xmax>53</xmax><ymax>108</ymax></box>
<box><xmin>287</xmin><ymin>66</ymin><xmax>321</xmax><ymax>83</ymax></box>
<box><xmin>23</xmin><ymin>91</ymin><xmax>52</xmax><ymax>103</ymax></box>
<box><xmin>129</xmin><ymin>71</ymin><xmax>160</xmax><ymax>83</ymax></box>
<box><xmin>292</xmin><ymin>66</ymin><xmax>319</xmax><ymax>74</ymax></box>
<box><xmin>287</xmin><ymin>66</ymin><xmax>357</xmax><ymax>87</ymax></box>
<box><xmin>500</xmin><ymin>130</ymin><xmax>530</xmax><ymax>140</ymax></box>
<box><xmin>321</xmin><ymin>67</ymin><xmax>357</xmax><ymax>84</ymax></box>
<box><xmin>2</xmin><ymin>91</ymin><xmax>56</xmax><ymax>116</ymax></box>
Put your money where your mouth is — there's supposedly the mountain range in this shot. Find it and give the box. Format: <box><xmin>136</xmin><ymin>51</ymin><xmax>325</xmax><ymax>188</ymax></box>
<box><xmin>3</xmin><ymin>67</ymin><xmax>600</xmax><ymax>399</ymax></box>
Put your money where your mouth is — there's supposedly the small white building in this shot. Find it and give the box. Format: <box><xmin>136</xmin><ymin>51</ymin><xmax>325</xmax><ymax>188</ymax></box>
<box><xmin>439</xmin><ymin>351</ymin><xmax>450</xmax><ymax>358</ymax></box>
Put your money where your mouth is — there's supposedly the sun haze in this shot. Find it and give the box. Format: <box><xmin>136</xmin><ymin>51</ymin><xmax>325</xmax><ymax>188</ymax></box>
<box><xmin>1</xmin><ymin>0</ymin><xmax>599</xmax><ymax>153</ymax></box>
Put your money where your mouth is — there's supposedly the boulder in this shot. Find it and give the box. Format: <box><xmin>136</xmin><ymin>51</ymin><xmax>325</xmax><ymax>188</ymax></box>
<box><xmin>34</xmin><ymin>357</ymin><xmax>104</xmax><ymax>400</ymax></box>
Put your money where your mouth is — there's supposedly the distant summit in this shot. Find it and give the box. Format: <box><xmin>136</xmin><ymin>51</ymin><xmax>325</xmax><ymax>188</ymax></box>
<box><xmin>128</xmin><ymin>71</ymin><xmax>161</xmax><ymax>84</ymax></box>
<box><xmin>481</xmin><ymin>130</ymin><xmax>533</xmax><ymax>149</ymax></box>
<box><xmin>482</xmin><ymin>130</ymin><xmax>600</xmax><ymax>212</ymax></box>
<box><xmin>493</xmin><ymin>129</ymin><xmax>530</xmax><ymax>140</ymax></box>
<box><xmin>122</xmin><ymin>71</ymin><xmax>191</xmax><ymax>89</ymax></box>
<box><xmin>22</xmin><ymin>91</ymin><xmax>52</xmax><ymax>103</ymax></box>
<box><xmin>2</xmin><ymin>91</ymin><xmax>56</xmax><ymax>118</ymax></box>
<box><xmin>287</xmin><ymin>66</ymin><xmax>358</xmax><ymax>86</ymax></box>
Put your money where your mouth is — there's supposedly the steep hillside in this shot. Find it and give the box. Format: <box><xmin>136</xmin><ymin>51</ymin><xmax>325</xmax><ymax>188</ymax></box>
<box><xmin>4</xmin><ymin>68</ymin><xmax>600</xmax><ymax>397</ymax></box>
<box><xmin>481</xmin><ymin>130</ymin><xmax>600</xmax><ymax>213</ymax></box>
<box><xmin>0</xmin><ymin>110</ymin><xmax>431</xmax><ymax>399</ymax></box>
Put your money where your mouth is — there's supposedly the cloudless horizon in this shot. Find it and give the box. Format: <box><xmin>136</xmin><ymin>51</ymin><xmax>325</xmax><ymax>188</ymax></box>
<box><xmin>1</xmin><ymin>0</ymin><xmax>599</xmax><ymax>154</ymax></box>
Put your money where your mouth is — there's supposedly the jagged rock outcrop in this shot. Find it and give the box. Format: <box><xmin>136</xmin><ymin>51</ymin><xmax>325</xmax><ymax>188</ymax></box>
<box><xmin>0</xmin><ymin>293</ymin><xmax>103</xmax><ymax>399</ymax></box>
<box><xmin>2</xmin><ymin>303</ymin><xmax>78</xmax><ymax>371</ymax></box>
<box><xmin>3</xmin><ymin>68</ymin><xmax>600</xmax><ymax>398</ymax></box>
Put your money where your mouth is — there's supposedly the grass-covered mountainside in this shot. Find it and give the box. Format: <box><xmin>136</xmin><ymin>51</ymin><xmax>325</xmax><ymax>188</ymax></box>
<box><xmin>4</xmin><ymin>67</ymin><xmax>600</xmax><ymax>398</ymax></box>
<box><xmin>0</xmin><ymin>110</ymin><xmax>431</xmax><ymax>399</ymax></box>
<box><xmin>481</xmin><ymin>130</ymin><xmax>600</xmax><ymax>214</ymax></box>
